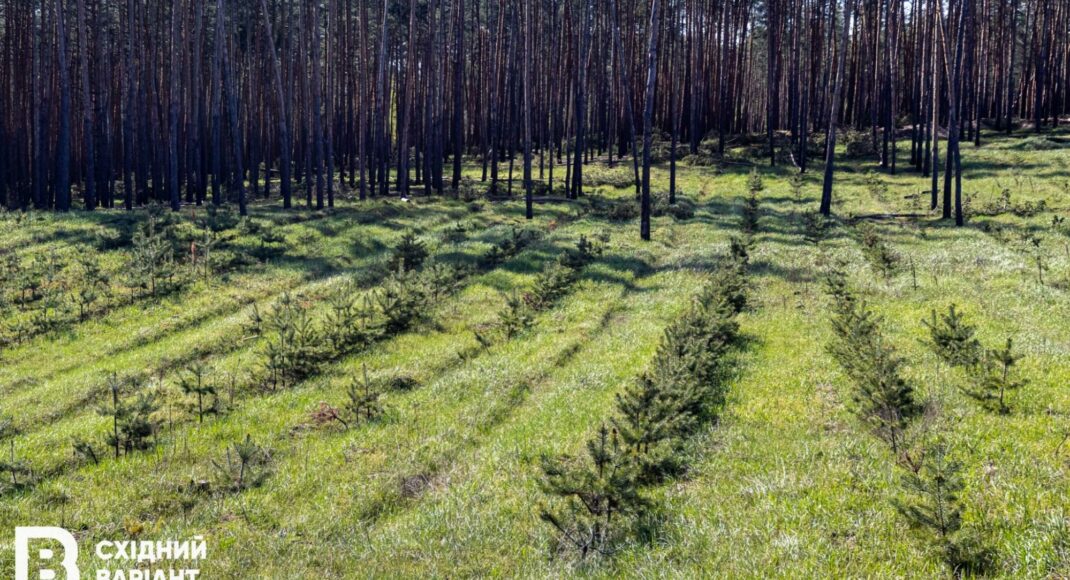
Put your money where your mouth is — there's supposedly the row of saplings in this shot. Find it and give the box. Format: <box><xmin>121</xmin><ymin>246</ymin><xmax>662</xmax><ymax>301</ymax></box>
<box><xmin>36</xmin><ymin>227</ymin><xmax>541</xmax><ymax>495</ymax></box>
<box><xmin>0</xmin><ymin>206</ymin><xmax>284</xmax><ymax>350</ymax></box>
<box><xmin>536</xmin><ymin>237</ymin><xmax>751</xmax><ymax>559</ymax></box>
<box><xmin>531</xmin><ymin>170</ymin><xmax>760</xmax><ymax>560</ymax></box>
<box><xmin>251</xmin><ymin>226</ymin><xmax>541</xmax><ymax>393</ymax></box>
<box><xmin>477</xmin><ymin>233</ymin><xmax>606</xmax><ymax>346</ymax></box>
<box><xmin>311</xmin><ymin>231</ymin><xmax>604</xmax><ymax>430</ymax></box>
<box><xmin>825</xmin><ymin>264</ymin><xmax>1031</xmax><ymax>575</ymax></box>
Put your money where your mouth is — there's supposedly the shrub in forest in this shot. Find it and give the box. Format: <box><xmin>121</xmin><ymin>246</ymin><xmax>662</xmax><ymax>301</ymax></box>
<box><xmin>802</xmin><ymin>210</ymin><xmax>832</xmax><ymax>244</ymax></box>
<box><xmin>972</xmin><ymin>338</ymin><xmax>1028</xmax><ymax>415</ymax></box>
<box><xmin>201</xmin><ymin>205</ymin><xmax>239</xmax><ymax>233</ymax></box>
<box><xmin>0</xmin><ymin>253</ymin><xmax>20</xmax><ymax>300</ymax></box>
<box><xmin>683</xmin><ymin>151</ymin><xmax>720</xmax><ymax>167</ymax></box>
<box><xmin>741</xmin><ymin>170</ymin><xmax>763</xmax><ymax>235</ymax></box>
<box><xmin>843</xmin><ymin>129</ymin><xmax>877</xmax><ymax>159</ymax></box>
<box><xmin>443</xmin><ymin>222</ymin><xmax>468</xmax><ymax>244</ymax></box>
<box><xmin>789</xmin><ymin>172</ymin><xmax>806</xmax><ymax>204</ymax></box>
<box><xmin>259</xmin><ymin>294</ymin><xmax>325</xmax><ymax>390</ymax></box>
<box><xmin>71</xmin><ymin>253</ymin><xmax>110</xmax><ymax>320</ymax></box>
<box><xmin>746</xmin><ymin>167</ymin><xmax>765</xmax><ymax>193</ymax></box>
<box><xmin>71</xmin><ymin>436</ymin><xmax>100</xmax><ymax>466</ymax></box>
<box><xmin>178</xmin><ymin>362</ymin><xmax>217</xmax><ymax>424</ymax></box>
<box><xmin>70</xmin><ymin>285</ymin><xmax>100</xmax><ymax>323</ymax></box>
<box><xmin>584</xmin><ymin>166</ymin><xmax>636</xmax><ymax>189</ymax></box>
<box><xmin>420</xmin><ymin>262</ymin><xmax>467</xmax><ymax>301</ymax></box>
<box><xmin>479</xmin><ymin>227</ymin><xmax>540</xmax><ymax>269</ymax></box>
<box><xmin>560</xmin><ymin>234</ymin><xmax>605</xmax><ymax>270</ymax></box>
<box><xmin>865</xmin><ymin>171</ymin><xmax>890</xmax><ymax>202</ymax></box>
<box><xmin>456</xmin><ymin>178</ymin><xmax>483</xmax><ymax>202</ymax></box>
<box><xmin>827</xmin><ymin>274</ymin><xmax>997</xmax><ymax>572</ymax></box>
<box><xmin>127</xmin><ymin>216</ymin><xmax>177</xmax><ymax>297</ymax></box>
<box><xmin>1025</xmin><ymin>236</ymin><xmax>1049</xmax><ymax>285</ymax></box>
<box><xmin>97</xmin><ymin>373</ymin><xmax>159</xmax><ymax>458</ymax></box>
<box><xmin>389</xmin><ymin>231</ymin><xmax>429</xmax><ymax>272</ymax></box>
<box><xmin>92</xmin><ymin>225</ymin><xmax>128</xmax><ymax>251</ymax></box>
<box><xmin>14</xmin><ymin>258</ymin><xmax>44</xmax><ymax>305</ymax></box>
<box><xmin>211</xmin><ymin>435</ymin><xmax>271</xmax><ymax>493</ymax></box>
<box><xmin>340</xmin><ymin>364</ymin><xmax>385</xmax><ymax>426</ymax></box>
<box><xmin>376</xmin><ymin>267</ymin><xmax>431</xmax><ymax>334</ymax></box>
<box><xmin>526</xmin><ymin>262</ymin><xmax>578</xmax><ymax>310</ymax></box>
<box><xmin>240</xmin><ymin>218</ymin><xmax>286</xmax><ymax>259</ymax></box>
<box><xmin>923</xmin><ymin>305</ymin><xmax>1027</xmax><ymax>414</ymax></box>
<box><xmin>718</xmin><ymin>241</ymin><xmax>751</xmax><ymax>313</ymax></box>
<box><xmin>611</xmin><ymin>272</ymin><xmax>743</xmax><ymax>485</ymax></box>
<box><xmin>664</xmin><ymin>294</ymin><xmax>738</xmax><ymax>391</ymax></box>
<box><xmin>652</xmin><ymin>193</ymin><xmax>697</xmax><ymax>220</ymax></box>
<box><xmin>254</xmin><ymin>241</ymin><xmax>464</xmax><ymax>393</ymax></box>
<box><xmin>479</xmin><ymin>244</ymin><xmax>510</xmax><ymax>270</ymax></box>
<box><xmin>612</xmin><ymin>362</ymin><xmax>692</xmax><ymax>483</ymax></box>
<box><xmin>259</xmin><ymin>226</ymin><xmax>288</xmax><ymax>254</ymax></box>
<box><xmin>29</xmin><ymin>268</ymin><xmax>71</xmax><ymax>335</ymax></box>
<box><xmin>489</xmin><ymin>236</ymin><xmax>602</xmax><ymax>343</ymax></box>
<box><xmin>728</xmin><ymin>235</ymin><xmax>750</xmax><ymax>267</ymax></box>
<box><xmin>195</xmin><ymin>229</ymin><xmax>223</xmax><ymax>280</ymax></box>
<box><xmin>538</xmin><ymin>424</ymin><xmax>647</xmax><ymax>559</ymax></box>
<box><xmin>1052</xmin><ymin>215</ymin><xmax>1068</xmax><ymax>237</ymax></box>
<box><xmin>1011</xmin><ymin>198</ymin><xmax>1048</xmax><ymax>218</ymax></box>
<box><xmin>0</xmin><ymin>414</ymin><xmax>15</xmax><ymax>441</ymax></box>
<box><xmin>313</xmin><ymin>365</ymin><xmax>387</xmax><ymax>431</ymax></box>
<box><xmin>826</xmin><ymin>271</ymin><xmax>921</xmax><ymax>456</ymax></box>
<box><xmin>0</xmin><ymin>316</ymin><xmax>36</xmax><ymax>349</ymax></box>
<box><xmin>602</xmin><ymin>201</ymin><xmax>640</xmax><ymax>223</ymax></box>
<box><xmin>894</xmin><ymin>442</ymin><xmax>995</xmax><ymax>575</ymax></box>
<box><xmin>383</xmin><ymin>372</ymin><xmax>420</xmax><ymax>392</ymax></box>
<box><xmin>498</xmin><ymin>293</ymin><xmax>535</xmax><ymax>339</ymax></box>
<box><xmin>922</xmin><ymin>305</ymin><xmax>983</xmax><ymax>369</ymax></box>
<box><xmin>857</xmin><ymin>222</ymin><xmax>900</xmax><ymax>278</ymax></box>
<box><xmin>0</xmin><ymin>440</ymin><xmax>31</xmax><ymax>491</ymax></box>
<box><xmin>243</xmin><ymin>303</ymin><xmax>264</xmax><ymax>337</ymax></box>
<box><xmin>322</xmin><ymin>284</ymin><xmax>377</xmax><ymax>354</ymax></box>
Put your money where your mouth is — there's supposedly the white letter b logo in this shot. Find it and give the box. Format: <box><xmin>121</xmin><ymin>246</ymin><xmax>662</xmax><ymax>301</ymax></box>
<box><xmin>15</xmin><ymin>527</ymin><xmax>79</xmax><ymax>580</ymax></box>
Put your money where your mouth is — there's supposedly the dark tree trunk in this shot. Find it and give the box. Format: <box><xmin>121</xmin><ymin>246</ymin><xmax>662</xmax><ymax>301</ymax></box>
<box><xmin>168</xmin><ymin>0</ymin><xmax>183</xmax><ymax>212</ymax></box>
<box><xmin>820</xmin><ymin>0</ymin><xmax>853</xmax><ymax>216</ymax></box>
<box><xmin>610</xmin><ymin>0</ymin><xmax>641</xmax><ymax>197</ymax></box>
<box><xmin>76</xmin><ymin>0</ymin><xmax>96</xmax><ymax>209</ymax></box>
<box><xmin>260</xmin><ymin>0</ymin><xmax>292</xmax><ymax>208</ymax></box>
<box><xmin>220</xmin><ymin>0</ymin><xmax>245</xmax><ymax>215</ymax></box>
<box><xmin>55</xmin><ymin>0</ymin><xmax>72</xmax><ymax>211</ymax></box>
<box><xmin>572</xmin><ymin>0</ymin><xmax>592</xmax><ymax>199</ymax></box>
<box><xmin>641</xmin><ymin>0</ymin><xmax>662</xmax><ymax>241</ymax></box>
<box><xmin>452</xmin><ymin>0</ymin><xmax>465</xmax><ymax>190</ymax></box>
<box><xmin>523</xmin><ymin>0</ymin><xmax>533</xmax><ymax>219</ymax></box>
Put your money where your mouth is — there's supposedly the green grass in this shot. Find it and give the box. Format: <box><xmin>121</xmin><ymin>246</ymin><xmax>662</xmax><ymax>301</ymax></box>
<box><xmin>2</xmin><ymin>129</ymin><xmax>1069</xmax><ymax>577</ymax></box>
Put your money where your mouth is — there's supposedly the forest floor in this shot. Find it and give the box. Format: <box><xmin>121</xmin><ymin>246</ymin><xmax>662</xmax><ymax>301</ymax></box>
<box><xmin>1</xmin><ymin>129</ymin><xmax>1069</xmax><ymax>578</ymax></box>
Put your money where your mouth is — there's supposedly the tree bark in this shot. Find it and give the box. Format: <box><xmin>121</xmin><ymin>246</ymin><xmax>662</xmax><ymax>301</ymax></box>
<box><xmin>820</xmin><ymin>0</ymin><xmax>853</xmax><ymax>216</ymax></box>
<box><xmin>641</xmin><ymin>0</ymin><xmax>662</xmax><ymax>241</ymax></box>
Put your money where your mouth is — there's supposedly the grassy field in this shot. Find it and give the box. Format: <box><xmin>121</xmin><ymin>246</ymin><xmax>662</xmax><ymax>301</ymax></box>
<box><xmin>2</xmin><ymin>129</ymin><xmax>1069</xmax><ymax>578</ymax></box>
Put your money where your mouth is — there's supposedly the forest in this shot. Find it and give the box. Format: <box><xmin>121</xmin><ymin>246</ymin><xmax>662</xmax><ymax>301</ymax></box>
<box><xmin>1</xmin><ymin>0</ymin><xmax>1070</xmax><ymax>577</ymax></box>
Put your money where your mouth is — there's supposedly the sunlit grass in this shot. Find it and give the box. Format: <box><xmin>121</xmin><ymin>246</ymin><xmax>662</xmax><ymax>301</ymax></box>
<box><xmin>1</xmin><ymin>128</ymin><xmax>1068</xmax><ymax>577</ymax></box>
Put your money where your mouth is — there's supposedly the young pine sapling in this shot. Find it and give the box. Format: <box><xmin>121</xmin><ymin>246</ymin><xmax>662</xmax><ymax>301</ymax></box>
<box><xmin>894</xmin><ymin>442</ymin><xmax>993</xmax><ymax>574</ymax></box>
<box><xmin>178</xmin><ymin>362</ymin><xmax>217</xmax><ymax>423</ymax></box>
<box><xmin>341</xmin><ymin>364</ymin><xmax>384</xmax><ymax>426</ymax></box>
<box><xmin>538</xmin><ymin>424</ymin><xmax>647</xmax><ymax>559</ymax></box>
<box><xmin>975</xmin><ymin>338</ymin><xmax>1028</xmax><ymax>414</ymax></box>
<box><xmin>922</xmin><ymin>304</ymin><xmax>983</xmax><ymax>369</ymax></box>
<box><xmin>212</xmin><ymin>434</ymin><xmax>271</xmax><ymax>492</ymax></box>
